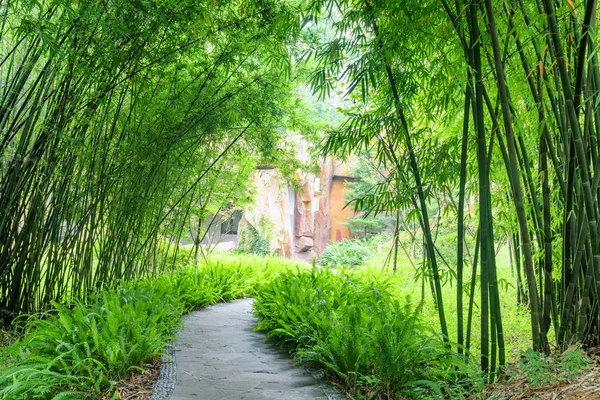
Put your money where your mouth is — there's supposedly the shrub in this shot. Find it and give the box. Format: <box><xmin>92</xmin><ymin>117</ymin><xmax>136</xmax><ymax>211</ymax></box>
<box><xmin>253</xmin><ymin>266</ymin><xmax>482</xmax><ymax>398</ymax></box>
<box><xmin>319</xmin><ymin>233</ymin><xmax>391</xmax><ymax>267</ymax></box>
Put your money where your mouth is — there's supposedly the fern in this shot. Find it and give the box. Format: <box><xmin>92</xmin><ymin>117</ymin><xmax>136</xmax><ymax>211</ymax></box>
<box><xmin>254</xmin><ymin>266</ymin><xmax>480</xmax><ymax>398</ymax></box>
<box><xmin>0</xmin><ymin>253</ymin><xmax>300</xmax><ymax>399</ymax></box>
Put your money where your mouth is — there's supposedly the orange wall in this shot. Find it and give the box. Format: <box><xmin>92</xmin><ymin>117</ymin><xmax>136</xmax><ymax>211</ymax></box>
<box><xmin>330</xmin><ymin>178</ymin><xmax>355</xmax><ymax>242</ymax></box>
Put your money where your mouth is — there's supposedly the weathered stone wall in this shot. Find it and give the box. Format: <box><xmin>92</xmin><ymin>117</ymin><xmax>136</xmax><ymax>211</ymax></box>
<box><xmin>240</xmin><ymin>169</ymin><xmax>293</xmax><ymax>257</ymax></box>
<box><xmin>313</xmin><ymin>158</ymin><xmax>334</xmax><ymax>256</ymax></box>
<box><xmin>294</xmin><ymin>179</ymin><xmax>315</xmax><ymax>254</ymax></box>
<box><xmin>329</xmin><ymin>178</ymin><xmax>354</xmax><ymax>242</ymax></box>
<box><xmin>237</xmin><ymin>135</ymin><xmax>357</xmax><ymax>260</ymax></box>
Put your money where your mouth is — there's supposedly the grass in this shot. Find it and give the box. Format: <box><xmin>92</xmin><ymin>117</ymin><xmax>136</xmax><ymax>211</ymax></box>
<box><xmin>0</xmin><ymin>241</ymin><xmax>564</xmax><ymax>400</ymax></box>
<box><xmin>317</xmin><ymin>230</ymin><xmax>533</xmax><ymax>362</ymax></box>
<box><xmin>361</xmin><ymin>234</ymin><xmax>534</xmax><ymax>364</ymax></box>
<box><xmin>308</xmin><ymin>234</ymin><xmax>593</xmax><ymax>398</ymax></box>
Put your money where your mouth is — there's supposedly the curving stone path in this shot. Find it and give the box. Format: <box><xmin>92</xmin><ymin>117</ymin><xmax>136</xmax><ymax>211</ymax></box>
<box><xmin>152</xmin><ymin>298</ymin><xmax>343</xmax><ymax>400</ymax></box>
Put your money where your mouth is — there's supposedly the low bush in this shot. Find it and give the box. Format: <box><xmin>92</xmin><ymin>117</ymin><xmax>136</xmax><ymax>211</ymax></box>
<box><xmin>319</xmin><ymin>233</ymin><xmax>391</xmax><ymax>267</ymax></box>
<box><xmin>253</xmin><ymin>267</ymin><xmax>483</xmax><ymax>399</ymax></box>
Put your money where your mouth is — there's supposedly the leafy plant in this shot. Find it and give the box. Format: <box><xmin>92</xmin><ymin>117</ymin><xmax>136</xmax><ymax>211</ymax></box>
<box><xmin>558</xmin><ymin>346</ymin><xmax>593</xmax><ymax>379</ymax></box>
<box><xmin>0</xmin><ymin>285</ymin><xmax>182</xmax><ymax>399</ymax></box>
<box><xmin>516</xmin><ymin>346</ymin><xmax>592</xmax><ymax>388</ymax></box>
<box><xmin>319</xmin><ymin>233</ymin><xmax>391</xmax><ymax>267</ymax></box>
<box><xmin>253</xmin><ymin>266</ymin><xmax>481</xmax><ymax>398</ymax></box>
<box><xmin>236</xmin><ymin>225</ymin><xmax>271</xmax><ymax>255</ymax></box>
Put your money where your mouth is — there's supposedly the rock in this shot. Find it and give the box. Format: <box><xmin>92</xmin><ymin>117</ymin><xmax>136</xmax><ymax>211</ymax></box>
<box><xmin>294</xmin><ymin>236</ymin><xmax>313</xmax><ymax>253</ymax></box>
<box><xmin>313</xmin><ymin>196</ymin><xmax>331</xmax><ymax>255</ymax></box>
<box><xmin>296</xmin><ymin>179</ymin><xmax>314</xmax><ymax>202</ymax></box>
<box><xmin>239</xmin><ymin>170</ymin><xmax>292</xmax><ymax>256</ymax></box>
<box><xmin>294</xmin><ymin>201</ymin><xmax>314</xmax><ymax>237</ymax></box>
<box><xmin>295</xmin><ymin>250</ymin><xmax>317</xmax><ymax>263</ymax></box>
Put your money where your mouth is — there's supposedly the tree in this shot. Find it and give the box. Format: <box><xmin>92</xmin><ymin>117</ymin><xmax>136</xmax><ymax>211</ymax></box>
<box><xmin>0</xmin><ymin>0</ymin><xmax>305</xmax><ymax>318</ymax></box>
<box><xmin>307</xmin><ymin>0</ymin><xmax>600</xmax><ymax>378</ymax></box>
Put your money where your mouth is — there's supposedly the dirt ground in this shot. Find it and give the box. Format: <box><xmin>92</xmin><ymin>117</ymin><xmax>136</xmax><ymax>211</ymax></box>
<box><xmin>482</xmin><ymin>349</ymin><xmax>600</xmax><ymax>400</ymax></box>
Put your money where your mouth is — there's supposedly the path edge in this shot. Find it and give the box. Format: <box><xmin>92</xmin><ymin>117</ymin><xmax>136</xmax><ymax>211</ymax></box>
<box><xmin>150</xmin><ymin>303</ymin><xmax>345</xmax><ymax>400</ymax></box>
<box><xmin>302</xmin><ymin>362</ymin><xmax>346</xmax><ymax>400</ymax></box>
<box><xmin>150</xmin><ymin>341</ymin><xmax>176</xmax><ymax>400</ymax></box>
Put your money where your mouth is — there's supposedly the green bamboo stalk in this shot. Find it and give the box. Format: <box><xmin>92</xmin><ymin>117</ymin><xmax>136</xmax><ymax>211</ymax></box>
<box><xmin>484</xmin><ymin>0</ymin><xmax>546</xmax><ymax>352</ymax></box>
<box><xmin>466</xmin><ymin>230</ymin><xmax>480</xmax><ymax>353</ymax></box>
<box><xmin>466</xmin><ymin>0</ymin><xmax>491</xmax><ymax>370</ymax></box>
<box><xmin>457</xmin><ymin>81</ymin><xmax>471</xmax><ymax>353</ymax></box>
<box><xmin>365</xmin><ymin>2</ymin><xmax>449</xmax><ymax>340</ymax></box>
<box><xmin>541</xmin><ymin>0</ymin><xmax>600</xmax><ymax>347</ymax></box>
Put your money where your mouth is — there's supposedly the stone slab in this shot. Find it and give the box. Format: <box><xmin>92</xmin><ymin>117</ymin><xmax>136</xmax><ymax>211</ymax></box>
<box><xmin>167</xmin><ymin>298</ymin><xmax>336</xmax><ymax>400</ymax></box>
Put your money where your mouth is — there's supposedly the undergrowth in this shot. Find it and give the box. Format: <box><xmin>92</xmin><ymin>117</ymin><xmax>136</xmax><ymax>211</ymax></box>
<box><xmin>514</xmin><ymin>346</ymin><xmax>592</xmax><ymax>388</ymax></box>
<box><xmin>0</xmin><ymin>254</ymin><xmax>297</xmax><ymax>400</ymax></box>
<box><xmin>1</xmin><ymin>251</ymin><xmax>547</xmax><ymax>400</ymax></box>
<box><xmin>253</xmin><ymin>266</ymin><xmax>484</xmax><ymax>399</ymax></box>
<box><xmin>318</xmin><ymin>233</ymin><xmax>391</xmax><ymax>267</ymax></box>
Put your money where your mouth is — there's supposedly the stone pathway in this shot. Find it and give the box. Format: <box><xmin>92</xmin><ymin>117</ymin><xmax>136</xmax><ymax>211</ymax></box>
<box><xmin>160</xmin><ymin>298</ymin><xmax>340</xmax><ymax>400</ymax></box>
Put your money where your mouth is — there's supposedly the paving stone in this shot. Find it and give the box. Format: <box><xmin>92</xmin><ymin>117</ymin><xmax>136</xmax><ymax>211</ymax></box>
<box><xmin>160</xmin><ymin>298</ymin><xmax>341</xmax><ymax>400</ymax></box>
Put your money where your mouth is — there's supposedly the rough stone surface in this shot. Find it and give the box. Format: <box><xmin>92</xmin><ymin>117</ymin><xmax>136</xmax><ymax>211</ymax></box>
<box><xmin>237</xmin><ymin>152</ymin><xmax>358</xmax><ymax>258</ymax></box>
<box><xmin>164</xmin><ymin>298</ymin><xmax>341</xmax><ymax>400</ymax></box>
<box><xmin>313</xmin><ymin>159</ymin><xmax>334</xmax><ymax>256</ymax></box>
<box><xmin>294</xmin><ymin>201</ymin><xmax>314</xmax><ymax>238</ymax></box>
<box><xmin>296</xmin><ymin>180</ymin><xmax>314</xmax><ymax>203</ymax></box>
<box><xmin>330</xmin><ymin>178</ymin><xmax>354</xmax><ymax>242</ymax></box>
<box><xmin>294</xmin><ymin>236</ymin><xmax>314</xmax><ymax>253</ymax></box>
<box><xmin>294</xmin><ymin>251</ymin><xmax>317</xmax><ymax>263</ymax></box>
<box><xmin>241</xmin><ymin>169</ymin><xmax>293</xmax><ymax>257</ymax></box>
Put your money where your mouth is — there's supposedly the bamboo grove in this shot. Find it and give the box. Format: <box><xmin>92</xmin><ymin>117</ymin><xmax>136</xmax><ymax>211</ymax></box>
<box><xmin>308</xmin><ymin>0</ymin><xmax>600</xmax><ymax>376</ymax></box>
<box><xmin>0</xmin><ymin>0</ymin><xmax>303</xmax><ymax>320</ymax></box>
<box><xmin>4</xmin><ymin>0</ymin><xmax>600</xmax><ymax>382</ymax></box>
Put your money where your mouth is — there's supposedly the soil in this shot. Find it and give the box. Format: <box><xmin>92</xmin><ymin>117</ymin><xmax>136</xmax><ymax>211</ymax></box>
<box><xmin>0</xmin><ymin>329</ymin><xmax>16</xmax><ymax>348</ymax></box>
<box><xmin>481</xmin><ymin>350</ymin><xmax>600</xmax><ymax>400</ymax></box>
<box><xmin>102</xmin><ymin>359</ymin><xmax>162</xmax><ymax>400</ymax></box>
<box><xmin>483</xmin><ymin>368</ymin><xmax>600</xmax><ymax>399</ymax></box>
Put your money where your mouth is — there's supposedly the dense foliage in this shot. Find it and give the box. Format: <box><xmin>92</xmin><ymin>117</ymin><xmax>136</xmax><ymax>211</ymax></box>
<box><xmin>3</xmin><ymin>0</ymin><xmax>600</xmax><ymax>390</ymax></box>
<box><xmin>318</xmin><ymin>233</ymin><xmax>390</xmax><ymax>267</ymax></box>
<box><xmin>0</xmin><ymin>0</ymin><xmax>308</xmax><ymax>320</ymax></box>
<box><xmin>306</xmin><ymin>0</ymin><xmax>600</xmax><ymax>377</ymax></box>
<box><xmin>254</xmin><ymin>266</ymin><xmax>482</xmax><ymax>399</ymax></box>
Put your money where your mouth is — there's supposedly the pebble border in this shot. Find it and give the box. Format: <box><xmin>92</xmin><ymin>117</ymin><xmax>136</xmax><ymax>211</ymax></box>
<box><xmin>150</xmin><ymin>341</ymin><xmax>176</xmax><ymax>400</ymax></box>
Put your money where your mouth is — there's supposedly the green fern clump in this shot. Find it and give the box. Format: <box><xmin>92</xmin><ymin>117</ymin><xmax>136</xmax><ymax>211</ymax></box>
<box><xmin>0</xmin><ymin>253</ymin><xmax>301</xmax><ymax>399</ymax></box>
<box><xmin>0</xmin><ymin>284</ymin><xmax>182</xmax><ymax>399</ymax></box>
<box><xmin>253</xmin><ymin>266</ymin><xmax>482</xmax><ymax>398</ymax></box>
